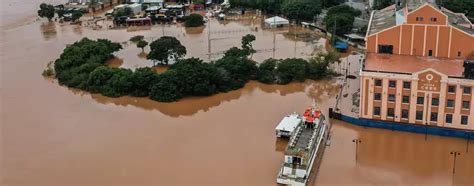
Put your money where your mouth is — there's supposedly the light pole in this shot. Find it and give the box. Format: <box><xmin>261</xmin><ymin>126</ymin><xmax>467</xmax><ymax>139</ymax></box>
<box><xmin>352</xmin><ymin>138</ymin><xmax>362</xmax><ymax>162</ymax></box>
<box><xmin>450</xmin><ymin>151</ymin><xmax>461</xmax><ymax>174</ymax></box>
<box><xmin>208</xmin><ymin>17</ymin><xmax>211</xmax><ymax>61</ymax></box>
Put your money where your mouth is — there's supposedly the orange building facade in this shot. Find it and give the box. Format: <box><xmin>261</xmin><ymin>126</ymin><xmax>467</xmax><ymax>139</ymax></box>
<box><xmin>361</xmin><ymin>2</ymin><xmax>474</xmax><ymax>130</ymax></box>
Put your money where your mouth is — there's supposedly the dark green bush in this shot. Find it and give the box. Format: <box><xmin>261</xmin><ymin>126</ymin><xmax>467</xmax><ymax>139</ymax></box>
<box><xmin>52</xmin><ymin>35</ymin><xmax>337</xmax><ymax>103</ymax></box>
<box><xmin>184</xmin><ymin>14</ymin><xmax>204</xmax><ymax>27</ymax></box>
<box><xmin>276</xmin><ymin>58</ymin><xmax>308</xmax><ymax>84</ymax></box>
<box><xmin>257</xmin><ymin>58</ymin><xmax>278</xmax><ymax>84</ymax></box>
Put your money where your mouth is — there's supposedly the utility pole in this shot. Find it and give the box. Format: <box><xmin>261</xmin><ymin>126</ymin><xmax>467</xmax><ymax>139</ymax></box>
<box><xmin>352</xmin><ymin>138</ymin><xmax>362</xmax><ymax>162</ymax></box>
<box><xmin>272</xmin><ymin>15</ymin><xmax>276</xmax><ymax>59</ymax></box>
<box><xmin>294</xmin><ymin>21</ymin><xmax>297</xmax><ymax>58</ymax></box>
<box><xmin>162</xmin><ymin>22</ymin><xmax>165</xmax><ymax>36</ymax></box>
<box><xmin>450</xmin><ymin>151</ymin><xmax>461</xmax><ymax>174</ymax></box>
<box><xmin>208</xmin><ymin>17</ymin><xmax>211</xmax><ymax>62</ymax></box>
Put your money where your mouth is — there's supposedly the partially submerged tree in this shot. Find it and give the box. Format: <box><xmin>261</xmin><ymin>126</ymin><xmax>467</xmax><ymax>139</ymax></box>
<box><xmin>137</xmin><ymin>40</ymin><xmax>148</xmax><ymax>52</ymax></box>
<box><xmin>71</xmin><ymin>11</ymin><xmax>83</xmax><ymax>22</ymax></box>
<box><xmin>257</xmin><ymin>58</ymin><xmax>278</xmax><ymax>84</ymax></box>
<box><xmin>130</xmin><ymin>35</ymin><xmax>145</xmax><ymax>42</ymax></box>
<box><xmin>184</xmin><ymin>14</ymin><xmax>205</xmax><ymax>27</ymax></box>
<box><xmin>276</xmin><ymin>58</ymin><xmax>308</xmax><ymax>84</ymax></box>
<box><xmin>38</xmin><ymin>3</ymin><xmax>55</xmax><ymax>21</ymax></box>
<box><xmin>147</xmin><ymin>36</ymin><xmax>187</xmax><ymax>66</ymax></box>
<box><xmin>241</xmin><ymin>34</ymin><xmax>256</xmax><ymax>57</ymax></box>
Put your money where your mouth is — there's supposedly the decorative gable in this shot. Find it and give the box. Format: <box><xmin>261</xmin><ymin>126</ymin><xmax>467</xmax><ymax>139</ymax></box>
<box><xmin>416</xmin><ymin>69</ymin><xmax>443</xmax><ymax>92</ymax></box>
<box><xmin>406</xmin><ymin>4</ymin><xmax>447</xmax><ymax>25</ymax></box>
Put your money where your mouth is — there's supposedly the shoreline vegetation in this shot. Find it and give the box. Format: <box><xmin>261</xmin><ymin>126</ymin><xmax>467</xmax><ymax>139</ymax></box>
<box><xmin>47</xmin><ymin>35</ymin><xmax>339</xmax><ymax>102</ymax></box>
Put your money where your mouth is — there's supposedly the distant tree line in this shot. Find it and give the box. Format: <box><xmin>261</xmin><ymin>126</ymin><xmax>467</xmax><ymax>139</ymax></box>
<box><xmin>324</xmin><ymin>5</ymin><xmax>361</xmax><ymax>35</ymax></box>
<box><xmin>436</xmin><ymin>0</ymin><xmax>474</xmax><ymax>22</ymax></box>
<box><xmin>52</xmin><ymin>35</ymin><xmax>338</xmax><ymax>102</ymax></box>
<box><xmin>372</xmin><ymin>0</ymin><xmax>393</xmax><ymax>10</ymax></box>
<box><xmin>229</xmin><ymin>0</ymin><xmax>345</xmax><ymax>21</ymax></box>
<box><xmin>372</xmin><ymin>0</ymin><xmax>473</xmax><ymax>21</ymax></box>
<box><xmin>38</xmin><ymin>3</ymin><xmax>83</xmax><ymax>22</ymax></box>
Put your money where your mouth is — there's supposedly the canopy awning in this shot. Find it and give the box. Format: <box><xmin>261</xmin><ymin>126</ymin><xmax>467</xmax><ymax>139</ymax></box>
<box><xmin>265</xmin><ymin>16</ymin><xmax>289</xmax><ymax>26</ymax></box>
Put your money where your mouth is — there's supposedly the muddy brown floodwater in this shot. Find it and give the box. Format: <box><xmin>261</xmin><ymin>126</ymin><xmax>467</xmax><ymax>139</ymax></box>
<box><xmin>1</xmin><ymin>1</ymin><xmax>474</xmax><ymax>186</ymax></box>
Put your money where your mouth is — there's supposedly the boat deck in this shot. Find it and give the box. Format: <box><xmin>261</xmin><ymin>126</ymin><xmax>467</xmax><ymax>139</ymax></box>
<box><xmin>295</xmin><ymin>126</ymin><xmax>315</xmax><ymax>149</ymax></box>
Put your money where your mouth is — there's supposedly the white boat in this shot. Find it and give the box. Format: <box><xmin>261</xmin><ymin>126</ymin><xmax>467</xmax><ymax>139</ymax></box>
<box><xmin>276</xmin><ymin>104</ymin><xmax>331</xmax><ymax>186</ymax></box>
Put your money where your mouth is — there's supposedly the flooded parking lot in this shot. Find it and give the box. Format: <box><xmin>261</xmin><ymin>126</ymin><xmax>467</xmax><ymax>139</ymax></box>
<box><xmin>1</xmin><ymin>1</ymin><xmax>473</xmax><ymax>185</ymax></box>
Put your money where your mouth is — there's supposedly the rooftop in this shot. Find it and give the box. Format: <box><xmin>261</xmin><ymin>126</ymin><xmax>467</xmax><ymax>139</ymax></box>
<box><xmin>364</xmin><ymin>53</ymin><xmax>465</xmax><ymax>77</ymax></box>
<box><xmin>368</xmin><ymin>4</ymin><xmax>397</xmax><ymax>35</ymax></box>
<box><xmin>441</xmin><ymin>8</ymin><xmax>474</xmax><ymax>35</ymax></box>
<box><xmin>368</xmin><ymin>1</ymin><xmax>474</xmax><ymax>35</ymax></box>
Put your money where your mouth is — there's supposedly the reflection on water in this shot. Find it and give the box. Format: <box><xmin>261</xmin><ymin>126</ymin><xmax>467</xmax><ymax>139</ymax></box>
<box><xmin>39</xmin><ymin>22</ymin><xmax>57</xmax><ymax>40</ymax></box>
<box><xmin>184</xmin><ymin>26</ymin><xmax>205</xmax><ymax>34</ymax></box>
<box><xmin>275</xmin><ymin>137</ymin><xmax>289</xmax><ymax>153</ymax></box>
<box><xmin>72</xmin><ymin>25</ymin><xmax>83</xmax><ymax>35</ymax></box>
<box><xmin>87</xmin><ymin>80</ymin><xmax>340</xmax><ymax>118</ymax></box>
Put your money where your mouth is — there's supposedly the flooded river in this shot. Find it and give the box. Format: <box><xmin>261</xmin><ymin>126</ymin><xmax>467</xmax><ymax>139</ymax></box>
<box><xmin>1</xmin><ymin>1</ymin><xmax>473</xmax><ymax>186</ymax></box>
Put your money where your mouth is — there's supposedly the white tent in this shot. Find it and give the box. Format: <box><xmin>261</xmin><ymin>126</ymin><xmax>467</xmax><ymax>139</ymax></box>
<box><xmin>265</xmin><ymin>16</ymin><xmax>289</xmax><ymax>28</ymax></box>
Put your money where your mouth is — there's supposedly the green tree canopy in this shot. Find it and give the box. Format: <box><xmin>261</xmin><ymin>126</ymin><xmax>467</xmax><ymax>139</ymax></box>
<box><xmin>257</xmin><ymin>58</ymin><xmax>278</xmax><ymax>84</ymax></box>
<box><xmin>71</xmin><ymin>11</ymin><xmax>83</xmax><ymax>22</ymax></box>
<box><xmin>147</xmin><ymin>36</ymin><xmax>187</xmax><ymax>66</ymax></box>
<box><xmin>137</xmin><ymin>40</ymin><xmax>148</xmax><ymax>52</ymax></box>
<box><xmin>276</xmin><ymin>58</ymin><xmax>308</xmax><ymax>84</ymax></box>
<box><xmin>323</xmin><ymin>0</ymin><xmax>346</xmax><ymax>8</ymax></box>
<box><xmin>373</xmin><ymin>0</ymin><xmax>394</xmax><ymax>10</ymax></box>
<box><xmin>281</xmin><ymin>0</ymin><xmax>321</xmax><ymax>21</ymax></box>
<box><xmin>51</xmin><ymin>36</ymin><xmax>339</xmax><ymax>103</ymax></box>
<box><xmin>184</xmin><ymin>14</ymin><xmax>205</xmax><ymax>27</ymax></box>
<box><xmin>241</xmin><ymin>34</ymin><xmax>256</xmax><ymax>56</ymax></box>
<box><xmin>113</xmin><ymin>7</ymin><xmax>133</xmax><ymax>17</ymax></box>
<box><xmin>130</xmin><ymin>67</ymin><xmax>160</xmax><ymax>97</ymax></box>
<box><xmin>437</xmin><ymin>0</ymin><xmax>474</xmax><ymax>21</ymax></box>
<box><xmin>149</xmin><ymin>70</ymin><xmax>182</xmax><ymax>102</ymax></box>
<box><xmin>38</xmin><ymin>3</ymin><xmax>55</xmax><ymax>21</ymax></box>
<box><xmin>54</xmin><ymin>38</ymin><xmax>122</xmax><ymax>88</ymax></box>
<box><xmin>324</xmin><ymin>4</ymin><xmax>361</xmax><ymax>35</ymax></box>
<box><xmin>307</xmin><ymin>51</ymin><xmax>339</xmax><ymax>79</ymax></box>
<box><xmin>169</xmin><ymin>58</ymin><xmax>220</xmax><ymax>96</ymax></box>
<box><xmin>130</xmin><ymin>35</ymin><xmax>144</xmax><ymax>42</ymax></box>
<box><xmin>230</xmin><ymin>0</ymin><xmax>283</xmax><ymax>14</ymax></box>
